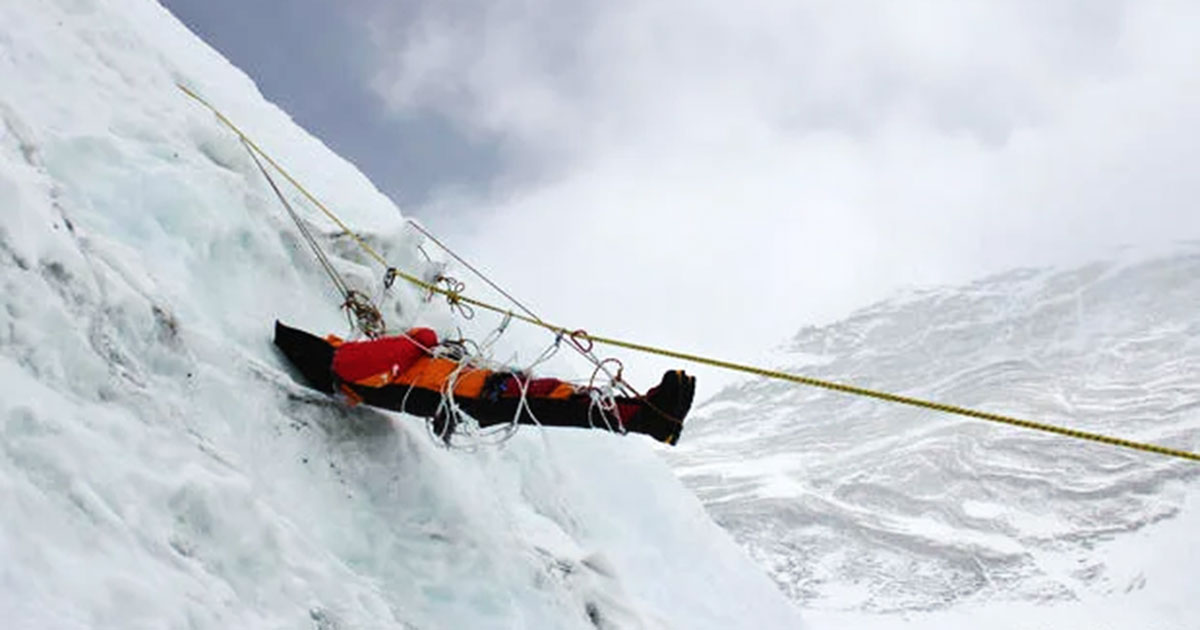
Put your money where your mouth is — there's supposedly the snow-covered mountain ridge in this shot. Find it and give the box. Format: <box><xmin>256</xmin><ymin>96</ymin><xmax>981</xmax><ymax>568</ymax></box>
<box><xmin>0</xmin><ymin>0</ymin><xmax>802</xmax><ymax>628</ymax></box>
<box><xmin>670</xmin><ymin>249</ymin><xmax>1200</xmax><ymax>624</ymax></box>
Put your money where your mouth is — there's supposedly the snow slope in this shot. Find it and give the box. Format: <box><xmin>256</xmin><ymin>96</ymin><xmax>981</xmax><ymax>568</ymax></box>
<box><xmin>670</xmin><ymin>250</ymin><xmax>1200</xmax><ymax>627</ymax></box>
<box><xmin>0</xmin><ymin>1</ymin><xmax>802</xmax><ymax>628</ymax></box>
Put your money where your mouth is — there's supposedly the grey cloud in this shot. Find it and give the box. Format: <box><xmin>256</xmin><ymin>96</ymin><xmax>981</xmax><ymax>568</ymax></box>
<box><xmin>369</xmin><ymin>0</ymin><xmax>1131</xmax><ymax>153</ymax></box>
<box><xmin>358</xmin><ymin>0</ymin><xmax>1200</xmax><ymax>391</ymax></box>
<box><xmin>161</xmin><ymin>0</ymin><xmax>504</xmax><ymax>208</ymax></box>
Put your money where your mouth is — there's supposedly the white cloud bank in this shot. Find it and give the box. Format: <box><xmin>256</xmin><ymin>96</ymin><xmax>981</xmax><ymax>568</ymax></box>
<box><xmin>363</xmin><ymin>0</ymin><xmax>1200</xmax><ymax>388</ymax></box>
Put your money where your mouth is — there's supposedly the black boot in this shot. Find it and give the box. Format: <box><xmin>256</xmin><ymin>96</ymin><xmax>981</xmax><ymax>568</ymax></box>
<box><xmin>627</xmin><ymin>370</ymin><xmax>695</xmax><ymax>445</ymax></box>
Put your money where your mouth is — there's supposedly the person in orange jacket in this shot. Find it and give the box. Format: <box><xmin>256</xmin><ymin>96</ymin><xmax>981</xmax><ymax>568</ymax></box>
<box><xmin>273</xmin><ymin>321</ymin><xmax>695</xmax><ymax>444</ymax></box>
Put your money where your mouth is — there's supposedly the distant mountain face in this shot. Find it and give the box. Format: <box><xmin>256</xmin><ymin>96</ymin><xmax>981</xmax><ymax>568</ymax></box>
<box><xmin>669</xmin><ymin>249</ymin><xmax>1200</xmax><ymax>613</ymax></box>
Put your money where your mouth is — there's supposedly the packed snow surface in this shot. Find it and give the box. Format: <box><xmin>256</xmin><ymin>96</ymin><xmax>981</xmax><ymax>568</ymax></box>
<box><xmin>0</xmin><ymin>0</ymin><xmax>803</xmax><ymax>628</ymax></box>
<box><xmin>670</xmin><ymin>249</ymin><xmax>1200</xmax><ymax>628</ymax></box>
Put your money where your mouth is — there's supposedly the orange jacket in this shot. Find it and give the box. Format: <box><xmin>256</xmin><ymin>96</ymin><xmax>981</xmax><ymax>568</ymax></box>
<box><xmin>328</xmin><ymin>329</ymin><xmax>576</xmax><ymax>403</ymax></box>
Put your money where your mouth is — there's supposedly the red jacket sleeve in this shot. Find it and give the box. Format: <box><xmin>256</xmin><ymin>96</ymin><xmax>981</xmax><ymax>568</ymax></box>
<box><xmin>331</xmin><ymin>327</ymin><xmax>438</xmax><ymax>384</ymax></box>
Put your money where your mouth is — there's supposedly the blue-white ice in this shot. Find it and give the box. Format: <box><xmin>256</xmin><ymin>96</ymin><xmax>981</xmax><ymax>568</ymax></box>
<box><xmin>0</xmin><ymin>1</ymin><xmax>803</xmax><ymax>628</ymax></box>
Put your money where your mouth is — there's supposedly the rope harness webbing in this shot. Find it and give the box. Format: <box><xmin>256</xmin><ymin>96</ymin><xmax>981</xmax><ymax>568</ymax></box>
<box><xmin>179</xmin><ymin>84</ymin><xmax>1200</xmax><ymax>464</ymax></box>
<box><xmin>406</xmin><ymin>218</ymin><xmax>643</xmax><ymax>403</ymax></box>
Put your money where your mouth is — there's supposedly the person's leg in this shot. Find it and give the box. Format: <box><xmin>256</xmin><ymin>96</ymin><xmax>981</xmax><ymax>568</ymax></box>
<box><xmin>452</xmin><ymin>373</ymin><xmax>626</xmax><ymax>429</ymax></box>
<box><xmin>460</xmin><ymin>371</ymin><xmax>696</xmax><ymax>444</ymax></box>
<box><xmin>459</xmin><ymin>392</ymin><xmax>635</xmax><ymax>431</ymax></box>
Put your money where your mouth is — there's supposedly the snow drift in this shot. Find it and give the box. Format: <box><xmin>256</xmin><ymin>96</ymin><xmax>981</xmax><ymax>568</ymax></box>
<box><xmin>671</xmin><ymin>250</ymin><xmax>1200</xmax><ymax>627</ymax></box>
<box><xmin>0</xmin><ymin>1</ymin><xmax>802</xmax><ymax>628</ymax></box>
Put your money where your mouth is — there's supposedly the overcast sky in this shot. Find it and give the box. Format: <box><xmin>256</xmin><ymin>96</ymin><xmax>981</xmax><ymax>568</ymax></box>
<box><xmin>162</xmin><ymin>0</ymin><xmax>1200</xmax><ymax>391</ymax></box>
<box><xmin>160</xmin><ymin>0</ymin><xmax>504</xmax><ymax>209</ymax></box>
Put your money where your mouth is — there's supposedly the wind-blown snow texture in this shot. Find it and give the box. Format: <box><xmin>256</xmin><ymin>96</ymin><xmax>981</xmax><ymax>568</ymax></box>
<box><xmin>670</xmin><ymin>250</ymin><xmax>1200</xmax><ymax>628</ymax></box>
<box><xmin>0</xmin><ymin>1</ymin><xmax>803</xmax><ymax>628</ymax></box>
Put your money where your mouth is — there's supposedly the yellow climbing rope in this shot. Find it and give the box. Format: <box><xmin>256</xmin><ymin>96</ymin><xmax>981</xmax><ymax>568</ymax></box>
<box><xmin>179</xmin><ymin>84</ymin><xmax>1200</xmax><ymax>464</ymax></box>
<box><xmin>177</xmin><ymin>84</ymin><xmax>388</xmax><ymax>269</ymax></box>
